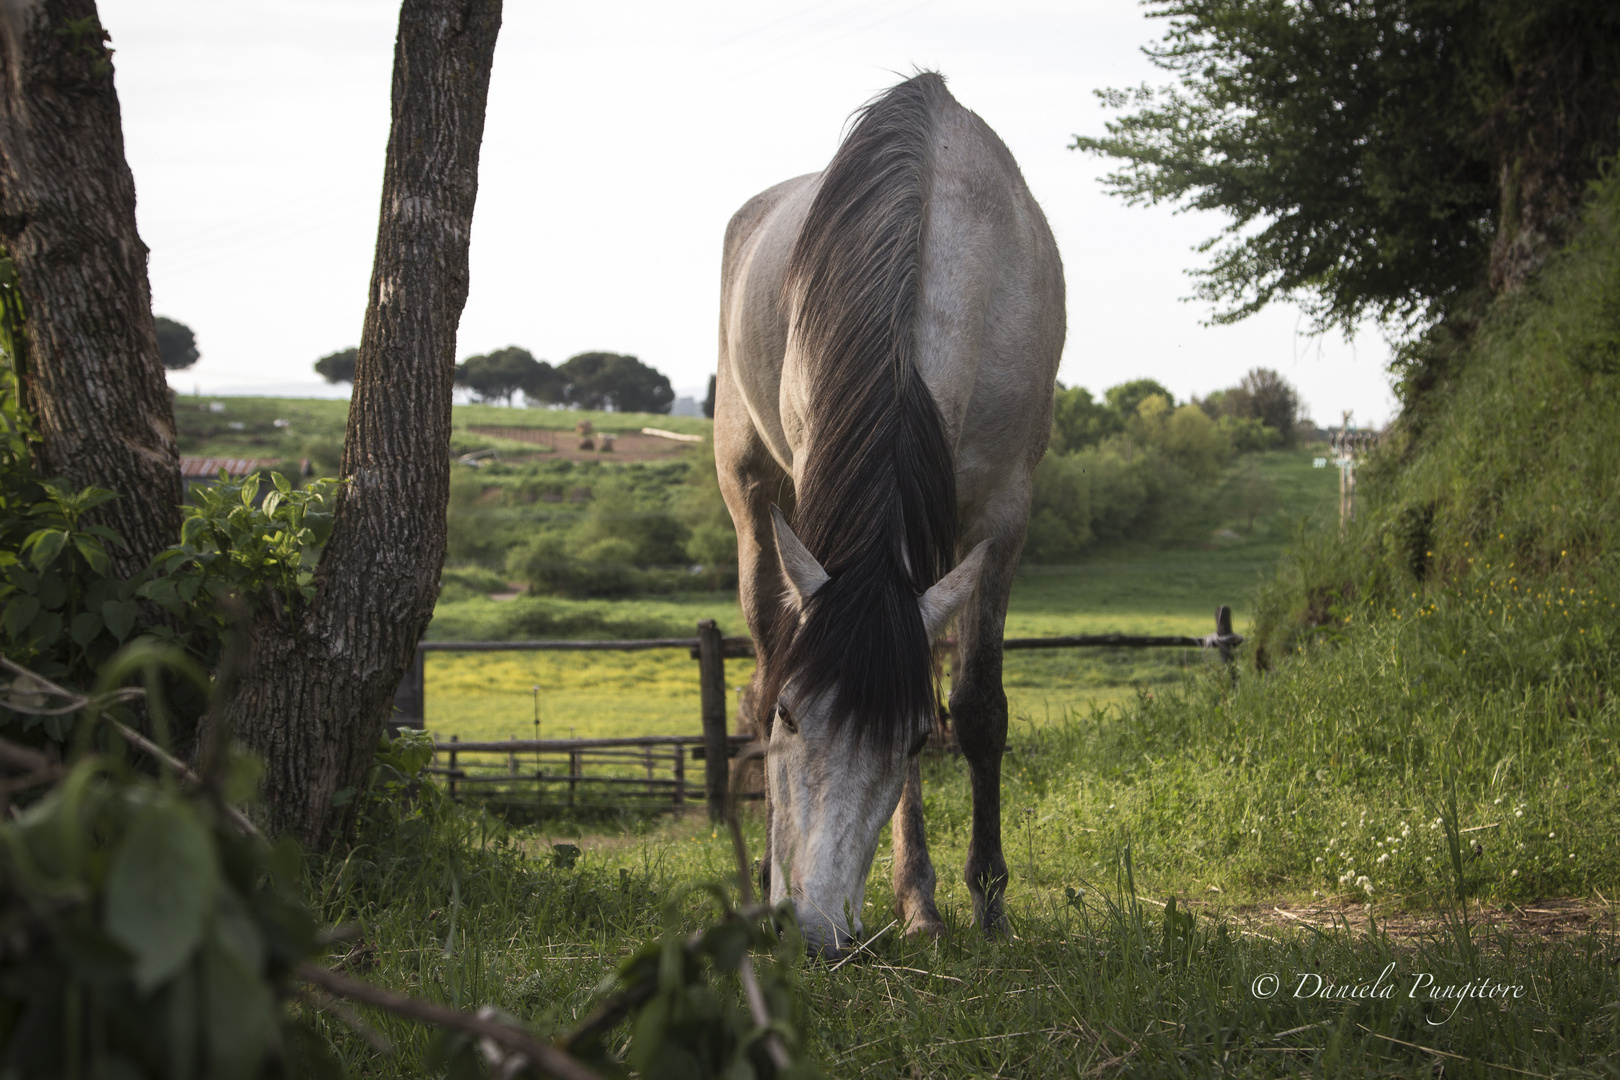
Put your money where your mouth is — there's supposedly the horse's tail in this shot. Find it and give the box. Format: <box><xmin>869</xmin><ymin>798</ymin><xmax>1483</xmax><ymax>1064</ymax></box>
<box><xmin>769</xmin><ymin>72</ymin><xmax>958</xmax><ymax>743</ymax></box>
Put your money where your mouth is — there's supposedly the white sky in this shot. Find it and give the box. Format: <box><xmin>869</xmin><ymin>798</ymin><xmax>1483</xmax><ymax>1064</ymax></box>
<box><xmin>101</xmin><ymin>0</ymin><xmax>1397</xmax><ymax>427</ymax></box>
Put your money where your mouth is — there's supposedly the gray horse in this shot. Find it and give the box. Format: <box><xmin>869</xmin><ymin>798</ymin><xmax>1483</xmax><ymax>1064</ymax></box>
<box><xmin>713</xmin><ymin>72</ymin><xmax>1065</xmax><ymax>956</ymax></box>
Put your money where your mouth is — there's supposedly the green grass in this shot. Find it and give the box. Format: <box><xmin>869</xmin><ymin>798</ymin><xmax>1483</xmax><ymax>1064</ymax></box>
<box><xmin>304</xmin><ymin>720</ymin><xmax>1618</xmax><ymax>1077</ymax></box>
<box><xmin>292</xmin><ymin>173</ymin><xmax>1620</xmax><ymax>1080</ymax></box>
<box><xmin>419</xmin><ymin>447</ymin><xmax>1341</xmax><ymax>742</ymax></box>
<box><xmin>173</xmin><ymin>394</ymin><xmax>710</xmax><ymax>463</ymax></box>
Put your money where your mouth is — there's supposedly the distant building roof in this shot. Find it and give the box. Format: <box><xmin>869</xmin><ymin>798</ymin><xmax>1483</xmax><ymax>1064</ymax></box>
<box><xmin>179</xmin><ymin>457</ymin><xmax>299</xmax><ymax>481</ymax></box>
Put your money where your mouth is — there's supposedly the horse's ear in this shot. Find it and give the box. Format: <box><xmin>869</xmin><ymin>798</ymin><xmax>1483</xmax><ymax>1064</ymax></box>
<box><xmin>770</xmin><ymin>504</ymin><xmax>828</xmax><ymax>609</ymax></box>
<box><xmin>919</xmin><ymin>539</ymin><xmax>991</xmax><ymax>640</ymax></box>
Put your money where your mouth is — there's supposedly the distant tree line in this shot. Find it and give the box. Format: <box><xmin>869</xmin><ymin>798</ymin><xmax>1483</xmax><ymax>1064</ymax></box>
<box><xmin>1026</xmin><ymin>367</ymin><xmax>1306</xmax><ymax>561</ymax></box>
<box><xmin>315</xmin><ymin>344</ymin><xmax>675</xmax><ymax>414</ymax></box>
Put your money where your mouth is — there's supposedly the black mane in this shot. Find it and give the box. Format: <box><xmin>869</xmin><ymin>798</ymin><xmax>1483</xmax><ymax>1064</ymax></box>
<box><xmin>762</xmin><ymin>72</ymin><xmax>958</xmax><ymax>750</ymax></box>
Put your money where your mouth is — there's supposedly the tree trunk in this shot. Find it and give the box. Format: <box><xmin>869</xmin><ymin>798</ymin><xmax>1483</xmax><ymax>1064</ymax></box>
<box><xmin>222</xmin><ymin>0</ymin><xmax>503</xmax><ymax>847</ymax></box>
<box><xmin>0</xmin><ymin>1</ymin><xmax>180</xmax><ymax>576</ymax></box>
<box><xmin>1485</xmin><ymin>12</ymin><xmax>1620</xmax><ymax>294</ymax></box>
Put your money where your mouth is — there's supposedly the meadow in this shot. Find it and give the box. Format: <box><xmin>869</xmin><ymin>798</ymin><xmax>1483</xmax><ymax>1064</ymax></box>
<box><xmin>414</xmin><ymin>448</ymin><xmax>1337</xmax><ymax>744</ymax></box>
<box><xmin>191</xmin><ymin>399</ymin><xmax>1616</xmax><ymax>1077</ymax></box>
<box><xmin>172</xmin><ymin>393</ymin><xmax>709</xmax><ymax>470</ymax></box>
<box><xmin>313</xmin><ymin>626</ymin><xmax>1618</xmax><ymax>1077</ymax></box>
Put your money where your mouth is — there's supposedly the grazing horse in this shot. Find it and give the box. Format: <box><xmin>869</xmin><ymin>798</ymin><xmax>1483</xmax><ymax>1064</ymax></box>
<box><xmin>713</xmin><ymin>72</ymin><xmax>1065</xmax><ymax>956</ymax></box>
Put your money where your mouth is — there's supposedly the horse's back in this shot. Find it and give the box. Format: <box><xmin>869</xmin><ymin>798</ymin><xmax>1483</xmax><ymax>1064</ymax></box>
<box><xmin>717</xmin><ymin>76</ymin><xmax>1065</xmax><ymax>527</ymax></box>
<box><xmin>918</xmin><ymin>96</ymin><xmax>1065</xmax><ymax>524</ymax></box>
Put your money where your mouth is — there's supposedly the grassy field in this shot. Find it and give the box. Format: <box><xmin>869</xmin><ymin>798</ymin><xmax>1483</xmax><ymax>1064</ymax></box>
<box><xmin>311</xmin><ymin>657</ymin><xmax>1618</xmax><ymax>1077</ymax></box>
<box><xmin>172</xmin><ymin>394</ymin><xmax>708</xmax><ymax>465</ymax></box>
<box><xmin>291</xmin><ymin>154</ymin><xmax>1620</xmax><ymax>1080</ymax></box>
<box><xmin>315</xmin><ymin>433</ymin><xmax>1616</xmax><ymax>1077</ymax></box>
<box><xmin>422</xmin><ymin>448</ymin><xmax>1340</xmax><ymax>744</ymax></box>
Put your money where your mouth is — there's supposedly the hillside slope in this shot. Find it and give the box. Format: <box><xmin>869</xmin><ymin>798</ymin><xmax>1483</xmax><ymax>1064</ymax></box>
<box><xmin>1063</xmin><ymin>163</ymin><xmax>1620</xmax><ymax>906</ymax></box>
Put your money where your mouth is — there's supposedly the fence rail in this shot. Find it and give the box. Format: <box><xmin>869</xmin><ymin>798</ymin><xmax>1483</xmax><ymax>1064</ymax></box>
<box><xmin>407</xmin><ymin>607</ymin><xmax>1244</xmax><ymax>816</ymax></box>
<box><xmin>426</xmin><ymin>732</ymin><xmax>756</xmax><ymax>808</ymax></box>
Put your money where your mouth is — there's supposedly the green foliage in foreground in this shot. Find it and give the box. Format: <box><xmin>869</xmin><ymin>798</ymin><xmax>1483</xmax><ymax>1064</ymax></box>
<box><xmin>0</xmin><ymin>658</ymin><xmax>821</xmax><ymax>1079</ymax></box>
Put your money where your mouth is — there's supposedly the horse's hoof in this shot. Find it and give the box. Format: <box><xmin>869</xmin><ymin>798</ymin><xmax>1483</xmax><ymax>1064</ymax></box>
<box><xmin>903</xmin><ymin>918</ymin><xmax>945</xmax><ymax>940</ymax></box>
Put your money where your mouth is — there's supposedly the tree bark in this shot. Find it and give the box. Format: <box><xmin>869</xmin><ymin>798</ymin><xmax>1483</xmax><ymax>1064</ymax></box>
<box><xmin>1484</xmin><ymin>13</ymin><xmax>1620</xmax><ymax>295</ymax></box>
<box><xmin>222</xmin><ymin>0</ymin><xmax>503</xmax><ymax>847</ymax></box>
<box><xmin>0</xmin><ymin>0</ymin><xmax>180</xmax><ymax>576</ymax></box>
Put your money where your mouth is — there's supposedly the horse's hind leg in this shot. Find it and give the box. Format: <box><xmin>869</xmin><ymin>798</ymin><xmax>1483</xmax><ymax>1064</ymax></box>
<box><xmin>890</xmin><ymin>758</ymin><xmax>942</xmax><ymax>936</ymax></box>
<box><xmin>951</xmin><ymin>531</ymin><xmax>1019</xmax><ymax>935</ymax></box>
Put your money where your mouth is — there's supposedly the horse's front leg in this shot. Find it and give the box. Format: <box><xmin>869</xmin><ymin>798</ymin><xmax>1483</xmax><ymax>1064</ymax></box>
<box><xmin>890</xmin><ymin>757</ymin><xmax>942</xmax><ymax>936</ymax></box>
<box><xmin>950</xmin><ymin>537</ymin><xmax>1017</xmax><ymax>935</ymax></box>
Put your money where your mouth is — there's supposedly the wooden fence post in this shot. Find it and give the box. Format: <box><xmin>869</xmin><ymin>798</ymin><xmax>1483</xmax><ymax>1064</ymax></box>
<box><xmin>448</xmin><ymin>733</ymin><xmax>459</xmax><ymax>802</ymax></box>
<box><xmin>673</xmin><ymin>739</ymin><xmax>686</xmax><ymax>806</ymax></box>
<box><xmin>1214</xmin><ymin>605</ymin><xmax>1235</xmax><ymax>666</ymax></box>
<box><xmin>697</xmin><ymin>619</ymin><xmax>728</xmax><ymax>820</ymax></box>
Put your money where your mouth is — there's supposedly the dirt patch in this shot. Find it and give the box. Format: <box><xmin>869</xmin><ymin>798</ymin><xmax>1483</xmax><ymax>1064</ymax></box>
<box><xmin>1193</xmin><ymin>894</ymin><xmax>1619</xmax><ymax>947</ymax></box>
<box><xmin>466</xmin><ymin>425</ymin><xmax>698</xmax><ymax>462</ymax></box>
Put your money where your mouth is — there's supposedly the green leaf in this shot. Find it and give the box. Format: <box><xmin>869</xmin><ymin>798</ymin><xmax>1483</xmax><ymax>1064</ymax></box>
<box><xmin>103</xmin><ymin>598</ymin><xmax>138</xmax><ymax>642</ymax></box>
<box><xmin>699</xmin><ymin>920</ymin><xmax>750</xmax><ymax>974</ymax></box>
<box><xmin>72</xmin><ymin>486</ymin><xmax>120</xmax><ymax>513</ymax></box>
<box><xmin>28</xmin><ymin>529</ymin><xmax>67</xmax><ymax>570</ymax></box>
<box><xmin>104</xmin><ymin>801</ymin><xmax>220</xmax><ymax>992</ymax></box>
<box><xmin>29</xmin><ymin>609</ymin><xmax>62</xmax><ymax>647</ymax></box>
<box><xmin>202</xmin><ymin>929</ymin><xmax>274</xmax><ymax>1079</ymax></box>
<box><xmin>72</xmin><ymin>533</ymin><xmax>109</xmax><ymax>574</ymax></box>
<box><xmin>181</xmin><ymin>516</ymin><xmax>208</xmax><ymax>547</ymax></box>
<box><xmin>271</xmin><ymin>472</ymin><xmax>291</xmax><ymax>495</ymax></box>
<box><xmin>3</xmin><ymin>595</ymin><xmax>39</xmax><ymax>637</ymax></box>
<box><xmin>35</xmin><ymin>570</ymin><xmax>66</xmax><ymax>609</ymax></box>
<box><xmin>70</xmin><ymin>610</ymin><xmax>102</xmax><ymax>646</ymax></box>
<box><xmin>165</xmin><ymin>965</ymin><xmax>200</xmax><ymax>1080</ymax></box>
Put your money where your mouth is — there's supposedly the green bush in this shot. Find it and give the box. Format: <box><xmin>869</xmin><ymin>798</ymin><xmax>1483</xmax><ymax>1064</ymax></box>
<box><xmin>437</xmin><ymin>563</ymin><xmax>509</xmax><ymax>602</ymax></box>
<box><xmin>1027</xmin><ymin>376</ymin><xmax>1307</xmax><ymax>560</ymax></box>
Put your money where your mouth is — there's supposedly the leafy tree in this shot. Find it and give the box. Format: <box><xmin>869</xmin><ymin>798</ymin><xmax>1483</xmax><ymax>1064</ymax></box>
<box><xmin>455</xmin><ymin>345</ymin><xmax>550</xmax><ymax>405</ymax></box>
<box><xmin>522</xmin><ymin>355</ymin><xmax>564</xmax><ymax>404</ymax></box>
<box><xmin>1198</xmin><ymin>368</ymin><xmax>1301</xmax><ymax>447</ymax></box>
<box><xmin>1073</xmin><ymin>0</ymin><xmax>1620</xmax><ymax>334</ymax></box>
<box><xmin>559</xmin><ymin>351</ymin><xmax>674</xmax><ymax>413</ymax></box>
<box><xmin>314</xmin><ymin>346</ymin><xmax>358</xmax><ymax>384</ymax></box>
<box><xmin>1050</xmin><ymin>384</ymin><xmax>1121</xmax><ymax>453</ymax></box>
<box><xmin>153</xmin><ymin>316</ymin><xmax>198</xmax><ymax>370</ymax></box>
<box><xmin>1238</xmin><ymin>367</ymin><xmax>1300</xmax><ymax>446</ymax></box>
<box><xmin>1104</xmin><ymin>378</ymin><xmax>1175</xmax><ymax>421</ymax></box>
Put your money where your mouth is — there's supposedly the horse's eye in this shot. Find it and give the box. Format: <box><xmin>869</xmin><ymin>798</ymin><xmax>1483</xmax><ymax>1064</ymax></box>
<box><xmin>774</xmin><ymin>702</ymin><xmax>799</xmax><ymax>734</ymax></box>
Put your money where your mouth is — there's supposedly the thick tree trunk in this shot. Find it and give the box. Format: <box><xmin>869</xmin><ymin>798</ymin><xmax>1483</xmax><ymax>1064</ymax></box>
<box><xmin>0</xmin><ymin>1</ymin><xmax>180</xmax><ymax>575</ymax></box>
<box><xmin>223</xmin><ymin>0</ymin><xmax>503</xmax><ymax>847</ymax></box>
<box><xmin>1485</xmin><ymin>15</ymin><xmax>1620</xmax><ymax>294</ymax></box>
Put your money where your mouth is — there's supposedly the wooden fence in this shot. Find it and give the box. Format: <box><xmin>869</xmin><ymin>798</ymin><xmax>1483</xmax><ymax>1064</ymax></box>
<box><xmin>400</xmin><ymin>608</ymin><xmax>1243</xmax><ymax>819</ymax></box>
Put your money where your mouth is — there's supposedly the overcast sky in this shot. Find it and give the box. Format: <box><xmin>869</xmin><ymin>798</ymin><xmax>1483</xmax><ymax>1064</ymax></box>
<box><xmin>100</xmin><ymin>0</ymin><xmax>1397</xmax><ymax>427</ymax></box>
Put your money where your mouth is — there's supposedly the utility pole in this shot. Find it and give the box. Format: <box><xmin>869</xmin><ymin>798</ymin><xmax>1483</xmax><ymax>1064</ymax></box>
<box><xmin>1331</xmin><ymin>411</ymin><xmax>1378</xmax><ymax>533</ymax></box>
